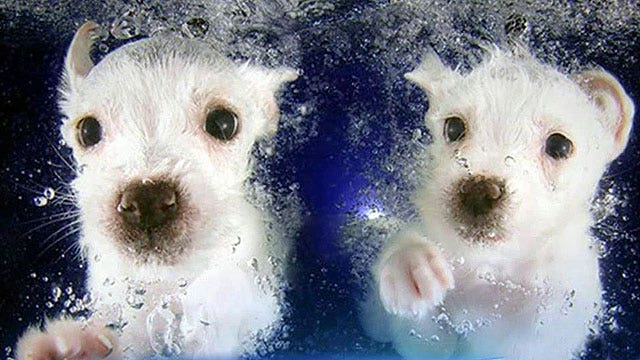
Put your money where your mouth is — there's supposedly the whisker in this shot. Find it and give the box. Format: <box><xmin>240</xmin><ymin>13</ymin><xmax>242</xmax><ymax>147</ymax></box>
<box><xmin>19</xmin><ymin>212</ymin><xmax>80</xmax><ymax>238</ymax></box>
<box><xmin>19</xmin><ymin>209</ymin><xmax>80</xmax><ymax>226</ymax></box>
<box><xmin>37</xmin><ymin>221</ymin><xmax>82</xmax><ymax>258</ymax></box>
<box><xmin>47</xmin><ymin>141</ymin><xmax>77</xmax><ymax>174</ymax></box>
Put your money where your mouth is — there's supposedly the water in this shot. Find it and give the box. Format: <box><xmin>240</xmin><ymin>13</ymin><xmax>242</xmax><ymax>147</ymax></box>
<box><xmin>1</xmin><ymin>1</ymin><xmax>639</xmax><ymax>359</ymax></box>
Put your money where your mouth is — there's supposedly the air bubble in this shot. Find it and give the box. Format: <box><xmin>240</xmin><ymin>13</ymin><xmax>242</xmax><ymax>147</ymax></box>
<box><xmin>411</xmin><ymin>128</ymin><xmax>423</xmax><ymax>141</ymax></box>
<box><xmin>453</xmin><ymin>149</ymin><xmax>471</xmax><ymax>174</ymax></box>
<box><xmin>33</xmin><ymin>196</ymin><xmax>48</xmax><ymax>207</ymax></box>
<box><xmin>231</xmin><ymin>236</ymin><xmax>242</xmax><ymax>253</ymax></box>
<box><xmin>111</xmin><ymin>10</ymin><xmax>141</xmax><ymax>40</ymax></box>
<box><xmin>126</xmin><ymin>294</ymin><xmax>144</xmax><ymax>309</ymax></box>
<box><xmin>504</xmin><ymin>156</ymin><xmax>515</xmax><ymax>167</ymax></box>
<box><xmin>43</xmin><ymin>187</ymin><xmax>55</xmax><ymax>200</ymax></box>
<box><xmin>51</xmin><ymin>286</ymin><xmax>62</xmax><ymax>301</ymax></box>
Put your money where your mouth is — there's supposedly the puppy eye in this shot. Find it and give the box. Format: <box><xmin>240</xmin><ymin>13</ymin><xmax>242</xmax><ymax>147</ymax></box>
<box><xmin>444</xmin><ymin>116</ymin><xmax>466</xmax><ymax>142</ymax></box>
<box><xmin>77</xmin><ymin>116</ymin><xmax>102</xmax><ymax>148</ymax></box>
<box><xmin>545</xmin><ymin>133</ymin><xmax>573</xmax><ymax>160</ymax></box>
<box><xmin>205</xmin><ymin>108</ymin><xmax>238</xmax><ymax>141</ymax></box>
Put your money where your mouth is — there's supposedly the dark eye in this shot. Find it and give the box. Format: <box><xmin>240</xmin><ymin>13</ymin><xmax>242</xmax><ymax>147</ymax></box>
<box><xmin>205</xmin><ymin>108</ymin><xmax>238</xmax><ymax>141</ymax></box>
<box><xmin>444</xmin><ymin>116</ymin><xmax>466</xmax><ymax>142</ymax></box>
<box><xmin>545</xmin><ymin>133</ymin><xmax>573</xmax><ymax>160</ymax></box>
<box><xmin>77</xmin><ymin>116</ymin><xmax>102</xmax><ymax>147</ymax></box>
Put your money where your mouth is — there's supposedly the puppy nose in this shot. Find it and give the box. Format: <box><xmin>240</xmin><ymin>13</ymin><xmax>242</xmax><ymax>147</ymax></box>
<box><xmin>117</xmin><ymin>180</ymin><xmax>179</xmax><ymax>230</ymax></box>
<box><xmin>458</xmin><ymin>175</ymin><xmax>505</xmax><ymax>217</ymax></box>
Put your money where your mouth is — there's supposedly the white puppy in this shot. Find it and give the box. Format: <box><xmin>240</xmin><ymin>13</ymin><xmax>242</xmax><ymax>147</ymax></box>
<box><xmin>16</xmin><ymin>21</ymin><xmax>297</xmax><ymax>359</ymax></box>
<box><xmin>363</xmin><ymin>47</ymin><xmax>635</xmax><ymax>359</ymax></box>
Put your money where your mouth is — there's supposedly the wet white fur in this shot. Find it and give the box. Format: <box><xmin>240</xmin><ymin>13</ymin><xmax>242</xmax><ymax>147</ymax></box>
<box><xmin>17</xmin><ymin>22</ymin><xmax>297</xmax><ymax>359</ymax></box>
<box><xmin>363</xmin><ymin>48</ymin><xmax>634</xmax><ymax>359</ymax></box>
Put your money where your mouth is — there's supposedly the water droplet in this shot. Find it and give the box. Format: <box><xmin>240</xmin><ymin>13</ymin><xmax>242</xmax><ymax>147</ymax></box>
<box><xmin>111</xmin><ymin>11</ymin><xmax>141</xmax><ymax>40</ymax></box>
<box><xmin>65</xmin><ymin>286</ymin><xmax>73</xmax><ymax>295</ymax></box>
<box><xmin>58</xmin><ymin>139</ymin><xmax>66</xmax><ymax>146</ymax></box>
<box><xmin>436</xmin><ymin>313</ymin><xmax>449</xmax><ymax>323</ymax></box>
<box><xmin>43</xmin><ymin>187</ymin><xmax>55</xmax><ymax>200</ymax></box>
<box><xmin>29</xmin><ymin>272</ymin><xmax>37</xmax><ymax>278</ymax></box>
<box><xmin>126</xmin><ymin>294</ymin><xmax>144</xmax><ymax>309</ymax></box>
<box><xmin>250</xmin><ymin>258</ymin><xmax>259</xmax><ymax>271</ymax></box>
<box><xmin>504</xmin><ymin>155</ymin><xmax>515</xmax><ymax>167</ymax></box>
<box><xmin>181</xmin><ymin>17</ymin><xmax>209</xmax><ymax>38</ymax></box>
<box><xmin>231</xmin><ymin>236</ymin><xmax>241</xmax><ymax>253</ymax></box>
<box><xmin>45</xmin><ymin>301</ymin><xmax>54</xmax><ymax>308</ymax></box>
<box><xmin>453</xmin><ymin>149</ymin><xmax>471</xmax><ymax>173</ymax></box>
<box><xmin>411</xmin><ymin>128</ymin><xmax>423</xmax><ymax>141</ymax></box>
<box><xmin>51</xmin><ymin>286</ymin><xmax>62</xmax><ymax>301</ymax></box>
<box><xmin>98</xmin><ymin>43</ymin><xmax>109</xmax><ymax>53</ymax></box>
<box><xmin>33</xmin><ymin>196</ymin><xmax>48</xmax><ymax>207</ymax></box>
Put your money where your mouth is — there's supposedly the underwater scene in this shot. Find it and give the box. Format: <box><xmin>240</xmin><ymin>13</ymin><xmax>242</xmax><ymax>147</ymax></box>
<box><xmin>0</xmin><ymin>0</ymin><xmax>639</xmax><ymax>359</ymax></box>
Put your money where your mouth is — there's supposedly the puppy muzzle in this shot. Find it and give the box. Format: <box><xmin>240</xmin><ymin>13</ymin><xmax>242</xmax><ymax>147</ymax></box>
<box><xmin>450</xmin><ymin>174</ymin><xmax>508</xmax><ymax>243</ymax></box>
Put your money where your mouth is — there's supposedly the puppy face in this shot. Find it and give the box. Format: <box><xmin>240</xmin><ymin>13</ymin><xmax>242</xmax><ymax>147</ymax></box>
<box><xmin>406</xmin><ymin>49</ymin><xmax>634</xmax><ymax>247</ymax></box>
<box><xmin>59</xmin><ymin>22</ymin><xmax>297</xmax><ymax>265</ymax></box>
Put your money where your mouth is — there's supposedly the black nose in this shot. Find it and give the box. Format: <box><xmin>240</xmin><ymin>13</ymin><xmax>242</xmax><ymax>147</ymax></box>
<box><xmin>458</xmin><ymin>175</ymin><xmax>505</xmax><ymax>217</ymax></box>
<box><xmin>117</xmin><ymin>180</ymin><xmax>179</xmax><ymax>230</ymax></box>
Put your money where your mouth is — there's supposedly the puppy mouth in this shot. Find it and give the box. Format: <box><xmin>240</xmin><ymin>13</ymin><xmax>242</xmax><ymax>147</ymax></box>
<box><xmin>447</xmin><ymin>175</ymin><xmax>509</xmax><ymax>244</ymax></box>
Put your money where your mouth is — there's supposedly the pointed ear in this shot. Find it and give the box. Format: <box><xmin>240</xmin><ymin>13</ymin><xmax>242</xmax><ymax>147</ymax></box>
<box><xmin>576</xmin><ymin>70</ymin><xmax>635</xmax><ymax>160</ymax></box>
<box><xmin>63</xmin><ymin>21</ymin><xmax>99</xmax><ymax>94</ymax></box>
<box><xmin>405</xmin><ymin>50</ymin><xmax>459</xmax><ymax>98</ymax></box>
<box><xmin>242</xmin><ymin>65</ymin><xmax>299</xmax><ymax>136</ymax></box>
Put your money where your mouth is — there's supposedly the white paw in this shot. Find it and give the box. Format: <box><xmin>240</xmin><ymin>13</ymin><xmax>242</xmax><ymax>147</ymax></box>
<box><xmin>378</xmin><ymin>242</ymin><xmax>455</xmax><ymax>319</ymax></box>
<box><xmin>15</xmin><ymin>319</ymin><xmax>119</xmax><ymax>360</ymax></box>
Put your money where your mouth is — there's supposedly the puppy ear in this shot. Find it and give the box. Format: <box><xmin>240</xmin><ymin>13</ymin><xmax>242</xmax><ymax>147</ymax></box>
<box><xmin>242</xmin><ymin>65</ymin><xmax>299</xmax><ymax>136</ymax></box>
<box><xmin>405</xmin><ymin>50</ymin><xmax>458</xmax><ymax>98</ymax></box>
<box><xmin>576</xmin><ymin>70</ymin><xmax>635</xmax><ymax>160</ymax></box>
<box><xmin>63</xmin><ymin>21</ymin><xmax>99</xmax><ymax>94</ymax></box>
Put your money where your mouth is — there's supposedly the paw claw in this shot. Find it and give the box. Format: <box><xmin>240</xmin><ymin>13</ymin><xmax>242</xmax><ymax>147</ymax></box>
<box><xmin>97</xmin><ymin>334</ymin><xmax>114</xmax><ymax>357</ymax></box>
<box><xmin>378</xmin><ymin>242</ymin><xmax>453</xmax><ymax>318</ymax></box>
<box><xmin>16</xmin><ymin>319</ymin><xmax>119</xmax><ymax>360</ymax></box>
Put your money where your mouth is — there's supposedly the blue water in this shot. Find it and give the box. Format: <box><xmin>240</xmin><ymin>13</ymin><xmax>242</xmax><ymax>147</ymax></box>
<box><xmin>0</xmin><ymin>1</ymin><xmax>639</xmax><ymax>359</ymax></box>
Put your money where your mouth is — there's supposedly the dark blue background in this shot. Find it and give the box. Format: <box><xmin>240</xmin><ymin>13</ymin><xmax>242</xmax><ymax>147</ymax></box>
<box><xmin>1</xmin><ymin>1</ymin><xmax>639</xmax><ymax>359</ymax></box>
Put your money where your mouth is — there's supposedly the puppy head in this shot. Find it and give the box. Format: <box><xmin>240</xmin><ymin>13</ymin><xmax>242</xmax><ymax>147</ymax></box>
<box><xmin>59</xmin><ymin>22</ymin><xmax>297</xmax><ymax>265</ymax></box>
<box><xmin>406</xmin><ymin>48</ymin><xmax>634</xmax><ymax>247</ymax></box>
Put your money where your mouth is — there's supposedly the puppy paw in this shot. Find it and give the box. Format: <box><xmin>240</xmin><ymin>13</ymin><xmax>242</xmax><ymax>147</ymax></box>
<box><xmin>377</xmin><ymin>242</ymin><xmax>454</xmax><ymax>318</ymax></box>
<box><xmin>15</xmin><ymin>319</ymin><xmax>119</xmax><ymax>360</ymax></box>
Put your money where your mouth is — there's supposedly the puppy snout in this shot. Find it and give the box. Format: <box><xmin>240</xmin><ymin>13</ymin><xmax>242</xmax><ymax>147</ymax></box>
<box><xmin>117</xmin><ymin>180</ymin><xmax>179</xmax><ymax>230</ymax></box>
<box><xmin>458</xmin><ymin>175</ymin><xmax>505</xmax><ymax>217</ymax></box>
